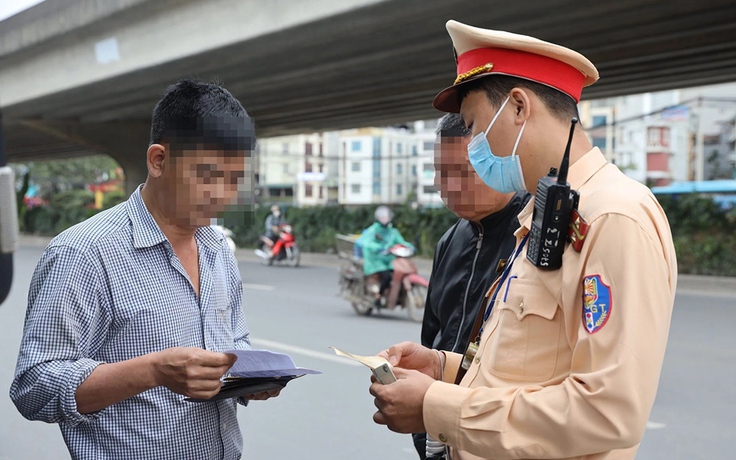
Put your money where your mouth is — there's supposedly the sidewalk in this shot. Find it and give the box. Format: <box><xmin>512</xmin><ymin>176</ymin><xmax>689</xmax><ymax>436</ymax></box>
<box><xmin>18</xmin><ymin>234</ymin><xmax>736</xmax><ymax>296</ymax></box>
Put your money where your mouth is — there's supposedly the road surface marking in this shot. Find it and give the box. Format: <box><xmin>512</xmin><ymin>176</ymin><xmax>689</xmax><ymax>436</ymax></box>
<box><xmin>646</xmin><ymin>421</ymin><xmax>666</xmax><ymax>430</ymax></box>
<box><xmin>250</xmin><ymin>338</ymin><xmax>362</xmax><ymax>366</ymax></box>
<box><xmin>242</xmin><ymin>283</ymin><xmax>275</xmax><ymax>291</ymax></box>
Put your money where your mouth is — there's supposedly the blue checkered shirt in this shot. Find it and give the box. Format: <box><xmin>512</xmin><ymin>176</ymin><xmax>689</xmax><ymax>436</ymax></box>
<box><xmin>10</xmin><ymin>186</ymin><xmax>250</xmax><ymax>460</ymax></box>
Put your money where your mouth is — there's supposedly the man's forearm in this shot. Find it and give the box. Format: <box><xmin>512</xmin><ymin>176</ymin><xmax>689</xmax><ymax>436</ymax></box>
<box><xmin>75</xmin><ymin>354</ymin><xmax>157</xmax><ymax>414</ymax></box>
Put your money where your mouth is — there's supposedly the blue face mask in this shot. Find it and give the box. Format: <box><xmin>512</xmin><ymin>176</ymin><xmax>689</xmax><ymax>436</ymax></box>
<box><xmin>467</xmin><ymin>96</ymin><xmax>527</xmax><ymax>193</ymax></box>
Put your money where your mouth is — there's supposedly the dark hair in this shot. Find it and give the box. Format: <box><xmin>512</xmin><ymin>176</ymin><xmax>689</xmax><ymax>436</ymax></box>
<box><xmin>149</xmin><ymin>78</ymin><xmax>249</xmax><ymax>148</ymax></box>
<box><xmin>458</xmin><ymin>75</ymin><xmax>579</xmax><ymax>122</ymax></box>
<box><xmin>436</xmin><ymin>113</ymin><xmax>471</xmax><ymax>137</ymax></box>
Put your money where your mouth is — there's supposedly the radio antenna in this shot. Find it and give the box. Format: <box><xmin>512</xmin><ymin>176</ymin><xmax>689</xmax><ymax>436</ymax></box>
<box><xmin>557</xmin><ymin>117</ymin><xmax>577</xmax><ymax>184</ymax></box>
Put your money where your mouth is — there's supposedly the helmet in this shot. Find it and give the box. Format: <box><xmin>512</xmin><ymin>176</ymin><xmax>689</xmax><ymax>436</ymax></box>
<box><xmin>374</xmin><ymin>206</ymin><xmax>393</xmax><ymax>226</ymax></box>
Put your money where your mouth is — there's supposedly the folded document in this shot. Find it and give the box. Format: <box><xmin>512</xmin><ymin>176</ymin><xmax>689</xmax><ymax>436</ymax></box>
<box><xmin>186</xmin><ymin>349</ymin><xmax>321</xmax><ymax>402</ymax></box>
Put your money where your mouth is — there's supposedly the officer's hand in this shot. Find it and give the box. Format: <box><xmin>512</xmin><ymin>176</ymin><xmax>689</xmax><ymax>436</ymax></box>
<box><xmin>371</xmin><ymin>368</ymin><xmax>433</xmax><ymax>433</ymax></box>
<box><xmin>378</xmin><ymin>342</ymin><xmax>440</xmax><ymax>379</ymax></box>
<box><xmin>150</xmin><ymin>347</ymin><xmax>236</xmax><ymax>400</ymax></box>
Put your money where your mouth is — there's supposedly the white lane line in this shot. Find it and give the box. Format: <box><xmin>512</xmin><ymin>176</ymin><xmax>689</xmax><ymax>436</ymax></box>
<box><xmin>646</xmin><ymin>421</ymin><xmax>666</xmax><ymax>430</ymax></box>
<box><xmin>242</xmin><ymin>283</ymin><xmax>275</xmax><ymax>291</ymax></box>
<box><xmin>250</xmin><ymin>338</ymin><xmax>362</xmax><ymax>367</ymax></box>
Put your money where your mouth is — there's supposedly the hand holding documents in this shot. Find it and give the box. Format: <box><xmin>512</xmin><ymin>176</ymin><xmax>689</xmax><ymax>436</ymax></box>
<box><xmin>186</xmin><ymin>349</ymin><xmax>321</xmax><ymax>402</ymax></box>
<box><xmin>330</xmin><ymin>347</ymin><xmax>397</xmax><ymax>384</ymax></box>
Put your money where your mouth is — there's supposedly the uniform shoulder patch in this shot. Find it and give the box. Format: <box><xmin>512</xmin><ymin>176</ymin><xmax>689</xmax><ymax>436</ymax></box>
<box><xmin>582</xmin><ymin>274</ymin><xmax>612</xmax><ymax>334</ymax></box>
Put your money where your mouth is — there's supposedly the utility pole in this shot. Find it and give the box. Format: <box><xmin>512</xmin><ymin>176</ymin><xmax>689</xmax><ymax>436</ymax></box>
<box><xmin>695</xmin><ymin>96</ymin><xmax>705</xmax><ymax>182</ymax></box>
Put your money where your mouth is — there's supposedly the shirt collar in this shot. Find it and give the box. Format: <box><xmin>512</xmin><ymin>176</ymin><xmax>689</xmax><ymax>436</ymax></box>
<box><xmin>126</xmin><ymin>185</ymin><xmax>225</xmax><ymax>252</ymax></box>
<box><xmin>517</xmin><ymin>147</ymin><xmax>608</xmax><ymax>232</ymax></box>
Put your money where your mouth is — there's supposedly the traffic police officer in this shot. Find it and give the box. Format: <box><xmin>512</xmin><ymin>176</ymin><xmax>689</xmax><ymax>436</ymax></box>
<box><xmin>370</xmin><ymin>21</ymin><xmax>677</xmax><ymax>460</ymax></box>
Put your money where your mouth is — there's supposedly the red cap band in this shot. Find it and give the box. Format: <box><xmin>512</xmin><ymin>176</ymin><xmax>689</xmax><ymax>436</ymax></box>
<box><xmin>456</xmin><ymin>48</ymin><xmax>586</xmax><ymax>102</ymax></box>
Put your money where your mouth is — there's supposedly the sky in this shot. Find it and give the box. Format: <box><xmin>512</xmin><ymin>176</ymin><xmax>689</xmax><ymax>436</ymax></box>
<box><xmin>0</xmin><ymin>0</ymin><xmax>46</xmax><ymax>22</ymax></box>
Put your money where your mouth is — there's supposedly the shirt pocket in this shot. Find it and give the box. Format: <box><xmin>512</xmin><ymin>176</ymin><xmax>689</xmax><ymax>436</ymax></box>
<box><xmin>487</xmin><ymin>278</ymin><xmax>562</xmax><ymax>382</ymax></box>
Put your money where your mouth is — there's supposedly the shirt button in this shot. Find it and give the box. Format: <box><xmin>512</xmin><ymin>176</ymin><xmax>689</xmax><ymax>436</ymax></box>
<box><xmin>438</xmin><ymin>433</ymin><xmax>448</xmax><ymax>443</ymax></box>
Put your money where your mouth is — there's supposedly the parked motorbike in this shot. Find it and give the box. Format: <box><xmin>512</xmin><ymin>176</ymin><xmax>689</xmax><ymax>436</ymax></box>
<box><xmin>336</xmin><ymin>234</ymin><xmax>428</xmax><ymax>322</ymax></box>
<box><xmin>255</xmin><ymin>223</ymin><xmax>301</xmax><ymax>267</ymax></box>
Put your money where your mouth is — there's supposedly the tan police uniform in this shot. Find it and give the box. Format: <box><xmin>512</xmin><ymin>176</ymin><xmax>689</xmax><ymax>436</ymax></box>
<box><xmin>423</xmin><ymin>147</ymin><xmax>677</xmax><ymax>459</ymax></box>
<box><xmin>422</xmin><ymin>21</ymin><xmax>678</xmax><ymax>460</ymax></box>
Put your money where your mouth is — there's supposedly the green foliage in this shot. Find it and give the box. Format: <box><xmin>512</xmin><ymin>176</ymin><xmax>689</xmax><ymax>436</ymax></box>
<box><xmin>24</xmin><ymin>189</ymin><xmax>96</xmax><ymax>235</ymax></box>
<box><xmin>24</xmin><ymin>155</ymin><xmax>121</xmax><ymax>195</ymax></box>
<box><xmin>102</xmin><ymin>189</ymin><xmax>127</xmax><ymax>210</ymax></box>
<box><xmin>658</xmin><ymin>195</ymin><xmax>736</xmax><ymax>276</ymax></box>
<box><xmin>221</xmin><ymin>203</ymin><xmax>457</xmax><ymax>258</ymax></box>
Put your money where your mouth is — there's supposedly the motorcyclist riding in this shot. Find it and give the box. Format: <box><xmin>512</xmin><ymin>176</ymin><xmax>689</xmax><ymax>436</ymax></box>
<box><xmin>263</xmin><ymin>204</ymin><xmax>284</xmax><ymax>258</ymax></box>
<box><xmin>360</xmin><ymin>206</ymin><xmax>414</xmax><ymax>307</ymax></box>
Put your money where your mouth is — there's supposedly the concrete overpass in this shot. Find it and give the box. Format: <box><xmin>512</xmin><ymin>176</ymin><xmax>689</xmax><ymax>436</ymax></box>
<box><xmin>2</xmin><ymin>0</ymin><xmax>736</xmax><ymax>192</ymax></box>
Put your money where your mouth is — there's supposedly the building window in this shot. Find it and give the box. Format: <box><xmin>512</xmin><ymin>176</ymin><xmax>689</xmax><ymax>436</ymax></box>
<box><xmin>319</xmin><ymin>186</ymin><xmax>324</xmax><ymax>199</ymax></box>
<box><xmin>282</xmin><ymin>143</ymin><xmax>289</xmax><ymax>154</ymax></box>
<box><xmin>592</xmin><ymin>115</ymin><xmax>607</xmax><ymax>127</ymax></box>
<box><xmin>318</xmin><ymin>163</ymin><xmax>324</xmax><ymax>173</ymax></box>
<box><xmin>305</xmin><ymin>162</ymin><xmax>313</xmax><ymax>173</ymax></box>
<box><xmin>412</xmin><ymin>145</ymin><xmax>418</xmax><ymax>156</ymax></box>
<box><xmin>319</xmin><ymin>143</ymin><xmax>323</xmax><ymax>157</ymax></box>
<box><xmin>373</xmin><ymin>182</ymin><xmax>381</xmax><ymax>195</ymax></box>
<box><xmin>351</xmin><ymin>184</ymin><xmax>361</xmax><ymax>194</ymax></box>
<box><xmin>305</xmin><ymin>142</ymin><xmax>313</xmax><ymax>156</ymax></box>
<box><xmin>423</xmin><ymin>141</ymin><xmax>434</xmax><ymax>152</ymax></box>
<box><xmin>396</xmin><ymin>163</ymin><xmax>403</xmax><ymax>175</ymax></box>
<box><xmin>352</xmin><ymin>140</ymin><xmax>362</xmax><ymax>152</ymax></box>
<box><xmin>396</xmin><ymin>143</ymin><xmax>403</xmax><ymax>154</ymax></box>
<box><xmin>423</xmin><ymin>185</ymin><xmax>436</xmax><ymax>194</ymax></box>
<box><xmin>592</xmin><ymin>137</ymin><xmax>607</xmax><ymax>150</ymax></box>
<box><xmin>351</xmin><ymin>161</ymin><xmax>361</xmax><ymax>172</ymax></box>
<box><xmin>396</xmin><ymin>184</ymin><xmax>403</xmax><ymax>195</ymax></box>
<box><xmin>305</xmin><ymin>184</ymin><xmax>313</xmax><ymax>197</ymax></box>
<box><xmin>423</xmin><ymin>163</ymin><xmax>434</xmax><ymax>172</ymax></box>
<box><xmin>411</xmin><ymin>165</ymin><xmax>417</xmax><ymax>176</ymax></box>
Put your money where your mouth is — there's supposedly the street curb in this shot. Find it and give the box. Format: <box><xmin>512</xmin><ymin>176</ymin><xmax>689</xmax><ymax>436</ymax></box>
<box><xmin>18</xmin><ymin>234</ymin><xmax>736</xmax><ymax>296</ymax></box>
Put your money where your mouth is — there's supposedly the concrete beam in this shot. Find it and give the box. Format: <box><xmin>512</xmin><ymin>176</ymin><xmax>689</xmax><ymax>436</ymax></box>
<box><xmin>18</xmin><ymin>119</ymin><xmax>150</xmax><ymax>195</ymax></box>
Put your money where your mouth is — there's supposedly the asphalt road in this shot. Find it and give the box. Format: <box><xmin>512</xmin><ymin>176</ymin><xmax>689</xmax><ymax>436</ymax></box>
<box><xmin>0</xmin><ymin>245</ymin><xmax>734</xmax><ymax>459</ymax></box>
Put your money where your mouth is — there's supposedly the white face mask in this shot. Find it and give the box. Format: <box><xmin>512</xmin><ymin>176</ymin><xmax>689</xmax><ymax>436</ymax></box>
<box><xmin>466</xmin><ymin>96</ymin><xmax>527</xmax><ymax>193</ymax></box>
<box><xmin>273</xmin><ymin>211</ymin><xmax>281</xmax><ymax>218</ymax></box>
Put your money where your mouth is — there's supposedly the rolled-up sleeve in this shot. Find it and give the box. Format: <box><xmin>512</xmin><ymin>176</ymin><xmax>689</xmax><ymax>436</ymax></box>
<box><xmin>10</xmin><ymin>245</ymin><xmax>110</xmax><ymax>424</ymax></box>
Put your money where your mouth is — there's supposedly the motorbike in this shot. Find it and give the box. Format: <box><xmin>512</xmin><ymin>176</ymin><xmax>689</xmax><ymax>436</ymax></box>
<box><xmin>255</xmin><ymin>223</ymin><xmax>301</xmax><ymax>267</ymax></box>
<box><xmin>336</xmin><ymin>234</ymin><xmax>429</xmax><ymax>322</ymax></box>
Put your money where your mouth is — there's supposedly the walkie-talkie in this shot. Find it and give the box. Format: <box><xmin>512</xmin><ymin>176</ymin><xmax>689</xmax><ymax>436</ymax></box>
<box><xmin>526</xmin><ymin>118</ymin><xmax>579</xmax><ymax>270</ymax></box>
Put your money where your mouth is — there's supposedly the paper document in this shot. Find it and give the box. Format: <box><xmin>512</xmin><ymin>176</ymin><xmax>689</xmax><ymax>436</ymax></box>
<box><xmin>186</xmin><ymin>349</ymin><xmax>321</xmax><ymax>402</ymax></box>
<box><xmin>225</xmin><ymin>349</ymin><xmax>321</xmax><ymax>378</ymax></box>
<box><xmin>330</xmin><ymin>347</ymin><xmax>397</xmax><ymax>384</ymax></box>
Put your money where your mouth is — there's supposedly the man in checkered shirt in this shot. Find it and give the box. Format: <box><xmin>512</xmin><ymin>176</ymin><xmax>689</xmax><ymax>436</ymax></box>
<box><xmin>10</xmin><ymin>79</ymin><xmax>275</xmax><ymax>459</ymax></box>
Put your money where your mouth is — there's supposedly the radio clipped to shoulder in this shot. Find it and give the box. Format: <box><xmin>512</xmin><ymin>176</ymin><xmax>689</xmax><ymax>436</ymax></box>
<box><xmin>526</xmin><ymin>118</ymin><xmax>582</xmax><ymax>270</ymax></box>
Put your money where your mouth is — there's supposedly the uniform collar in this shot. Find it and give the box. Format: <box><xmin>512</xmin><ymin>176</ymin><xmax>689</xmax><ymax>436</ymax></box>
<box><xmin>127</xmin><ymin>184</ymin><xmax>224</xmax><ymax>252</ymax></box>
<box><xmin>517</xmin><ymin>147</ymin><xmax>607</xmax><ymax>233</ymax></box>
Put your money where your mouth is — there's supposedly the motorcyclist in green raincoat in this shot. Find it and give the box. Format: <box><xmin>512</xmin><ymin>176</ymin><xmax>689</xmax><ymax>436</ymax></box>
<box><xmin>360</xmin><ymin>206</ymin><xmax>414</xmax><ymax>306</ymax></box>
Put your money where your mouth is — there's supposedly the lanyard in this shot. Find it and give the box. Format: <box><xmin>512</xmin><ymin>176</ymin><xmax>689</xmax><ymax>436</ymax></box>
<box><xmin>478</xmin><ymin>233</ymin><xmax>529</xmax><ymax>336</ymax></box>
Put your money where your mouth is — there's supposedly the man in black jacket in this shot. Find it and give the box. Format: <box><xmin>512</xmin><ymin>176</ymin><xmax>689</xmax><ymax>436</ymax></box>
<box><xmin>412</xmin><ymin>113</ymin><xmax>531</xmax><ymax>459</ymax></box>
